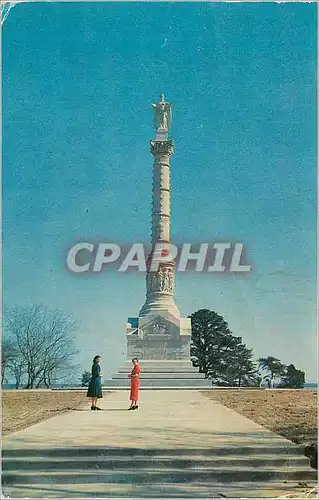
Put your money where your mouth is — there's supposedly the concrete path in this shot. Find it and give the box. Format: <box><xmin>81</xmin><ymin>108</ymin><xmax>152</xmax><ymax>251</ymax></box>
<box><xmin>2</xmin><ymin>390</ymin><xmax>316</xmax><ymax>498</ymax></box>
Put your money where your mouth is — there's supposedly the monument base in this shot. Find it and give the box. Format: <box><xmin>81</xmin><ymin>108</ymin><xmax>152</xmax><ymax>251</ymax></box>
<box><xmin>103</xmin><ymin>314</ymin><xmax>211</xmax><ymax>389</ymax></box>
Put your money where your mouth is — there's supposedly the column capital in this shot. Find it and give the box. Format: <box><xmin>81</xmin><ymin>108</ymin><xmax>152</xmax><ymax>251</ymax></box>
<box><xmin>150</xmin><ymin>140</ymin><xmax>174</xmax><ymax>157</ymax></box>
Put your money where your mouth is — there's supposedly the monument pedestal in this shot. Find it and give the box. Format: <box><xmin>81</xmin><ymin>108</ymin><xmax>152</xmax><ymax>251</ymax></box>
<box><xmin>128</xmin><ymin>312</ymin><xmax>191</xmax><ymax>360</ymax></box>
<box><xmin>103</xmin><ymin>314</ymin><xmax>211</xmax><ymax>388</ymax></box>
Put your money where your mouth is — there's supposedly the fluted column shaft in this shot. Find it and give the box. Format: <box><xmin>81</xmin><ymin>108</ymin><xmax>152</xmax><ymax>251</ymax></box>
<box><xmin>139</xmin><ymin>140</ymin><xmax>180</xmax><ymax>318</ymax></box>
<box><xmin>151</xmin><ymin>141</ymin><xmax>172</xmax><ymax>245</ymax></box>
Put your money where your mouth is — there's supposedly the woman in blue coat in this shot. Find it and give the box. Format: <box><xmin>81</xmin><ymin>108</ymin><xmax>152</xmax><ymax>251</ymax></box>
<box><xmin>87</xmin><ymin>355</ymin><xmax>103</xmax><ymax>410</ymax></box>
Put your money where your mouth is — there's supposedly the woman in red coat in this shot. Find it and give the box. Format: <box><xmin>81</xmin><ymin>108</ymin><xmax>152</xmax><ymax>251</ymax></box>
<box><xmin>128</xmin><ymin>358</ymin><xmax>140</xmax><ymax>410</ymax></box>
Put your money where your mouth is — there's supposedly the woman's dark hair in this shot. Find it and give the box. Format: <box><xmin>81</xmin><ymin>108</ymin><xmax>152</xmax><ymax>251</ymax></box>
<box><xmin>132</xmin><ymin>357</ymin><xmax>138</xmax><ymax>362</ymax></box>
<box><xmin>93</xmin><ymin>355</ymin><xmax>101</xmax><ymax>363</ymax></box>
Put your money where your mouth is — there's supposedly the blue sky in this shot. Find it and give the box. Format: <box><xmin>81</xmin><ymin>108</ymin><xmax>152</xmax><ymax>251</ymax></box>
<box><xmin>3</xmin><ymin>2</ymin><xmax>317</xmax><ymax>381</ymax></box>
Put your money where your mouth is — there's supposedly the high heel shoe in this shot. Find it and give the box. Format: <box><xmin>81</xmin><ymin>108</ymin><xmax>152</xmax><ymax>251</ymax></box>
<box><xmin>91</xmin><ymin>405</ymin><xmax>96</xmax><ymax>411</ymax></box>
<box><xmin>133</xmin><ymin>405</ymin><xmax>139</xmax><ymax>410</ymax></box>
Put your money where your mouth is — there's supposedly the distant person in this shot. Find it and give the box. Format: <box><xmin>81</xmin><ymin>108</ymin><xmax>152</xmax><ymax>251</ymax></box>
<box><xmin>87</xmin><ymin>355</ymin><xmax>103</xmax><ymax>410</ymax></box>
<box><xmin>266</xmin><ymin>378</ymin><xmax>271</xmax><ymax>389</ymax></box>
<box><xmin>128</xmin><ymin>358</ymin><xmax>140</xmax><ymax>410</ymax></box>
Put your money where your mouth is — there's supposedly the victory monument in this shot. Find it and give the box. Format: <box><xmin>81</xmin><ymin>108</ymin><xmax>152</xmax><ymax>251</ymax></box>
<box><xmin>105</xmin><ymin>96</ymin><xmax>209</xmax><ymax>387</ymax></box>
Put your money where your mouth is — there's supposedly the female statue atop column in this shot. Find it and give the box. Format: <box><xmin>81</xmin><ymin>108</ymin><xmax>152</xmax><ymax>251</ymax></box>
<box><xmin>151</xmin><ymin>94</ymin><xmax>172</xmax><ymax>133</ymax></box>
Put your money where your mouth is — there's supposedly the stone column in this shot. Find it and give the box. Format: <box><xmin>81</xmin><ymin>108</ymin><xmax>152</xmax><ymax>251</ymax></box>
<box><xmin>139</xmin><ymin>139</ymin><xmax>180</xmax><ymax>319</ymax></box>
<box><xmin>151</xmin><ymin>140</ymin><xmax>173</xmax><ymax>245</ymax></box>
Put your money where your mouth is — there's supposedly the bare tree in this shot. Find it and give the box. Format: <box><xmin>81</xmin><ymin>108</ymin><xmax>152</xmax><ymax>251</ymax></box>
<box><xmin>1</xmin><ymin>337</ymin><xmax>14</xmax><ymax>386</ymax></box>
<box><xmin>2</xmin><ymin>336</ymin><xmax>25</xmax><ymax>388</ymax></box>
<box><xmin>4</xmin><ymin>305</ymin><xmax>79</xmax><ymax>388</ymax></box>
<box><xmin>81</xmin><ymin>370</ymin><xmax>91</xmax><ymax>387</ymax></box>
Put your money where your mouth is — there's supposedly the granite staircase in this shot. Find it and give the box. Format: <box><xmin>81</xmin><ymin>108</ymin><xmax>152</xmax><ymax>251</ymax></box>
<box><xmin>103</xmin><ymin>360</ymin><xmax>212</xmax><ymax>389</ymax></box>
<box><xmin>2</xmin><ymin>444</ymin><xmax>317</xmax><ymax>498</ymax></box>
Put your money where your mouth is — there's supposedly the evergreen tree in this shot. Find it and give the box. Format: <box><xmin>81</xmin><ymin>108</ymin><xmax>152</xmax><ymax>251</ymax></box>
<box><xmin>223</xmin><ymin>342</ymin><xmax>257</xmax><ymax>387</ymax></box>
<box><xmin>190</xmin><ymin>309</ymin><xmax>256</xmax><ymax>385</ymax></box>
<box><xmin>280</xmin><ymin>364</ymin><xmax>305</xmax><ymax>389</ymax></box>
<box><xmin>258</xmin><ymin>356</ymin><xmax>286</xmax><ymax>386</ymax></box>
<box><xmin>190</xmin><ymin>309</ymin><xmax>232</xmax><ymax>377</ymax></box>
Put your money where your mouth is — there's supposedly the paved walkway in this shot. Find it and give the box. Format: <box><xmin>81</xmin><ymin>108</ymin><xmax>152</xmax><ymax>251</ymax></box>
<box><xmin>2</xmin><ymin>390</ymin><xmax>316</xmax><ymax>498</ymax></box>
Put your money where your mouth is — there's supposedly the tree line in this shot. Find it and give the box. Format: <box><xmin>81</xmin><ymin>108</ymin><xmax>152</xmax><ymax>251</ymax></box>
<box><xmin>2</xmin><ymin>305</ymin><xmax>306</xmax><ymax>389</ymax></box>
<box><xmin>190</xmin><ymin>309</ymin><xmax>305</xmax><ymax>388</ymax></box>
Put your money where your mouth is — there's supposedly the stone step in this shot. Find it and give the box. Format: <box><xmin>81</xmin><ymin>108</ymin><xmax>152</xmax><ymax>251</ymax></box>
<box><xmin>2</xmin><ymin>455</ymin><xmax>311</xmax><ymax>471</ymax></box>
<box><xmin>103</xmin><ymin>378</ymin><xmax>211</xmax><ymax>388</ymax></box>
<box><xmin>3</xmin><ymin>480</ymin><xmax>318</xmax><ymax>498</ymax></box>
<box><xmin>112</xmin><ymin>372</ymin><xmax>205</xmax><ymax>379</ymax></box>
<box><xmin>2</xmin><ymin>445</ymin><xmax>307</xmax><ymax>458</ymax></box>
<box><xmin>121</xmin><ymin>360</ymin><xmax>195</xmax><ymax>366</ymax></box>
<box><xmin>117</xmin><ymin>366</ymin><xmax>205</xmax><ymax>372</ymax></box>
<box><xmin>117</xmin><ymin>362</ymin><xmax>198</xmax><ymax>373</ymax></box>
<box><xmin>118</xmin><ymin>367</ymin><xmax>200</xmax><ymax>372</ymax></box>
<box><xmin>3</xmin><ymin>466</ymin><xmax>316</xmax><ymax>485</ymax></box>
